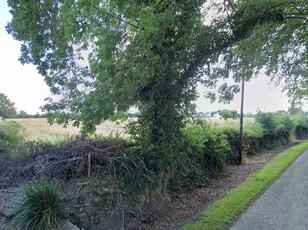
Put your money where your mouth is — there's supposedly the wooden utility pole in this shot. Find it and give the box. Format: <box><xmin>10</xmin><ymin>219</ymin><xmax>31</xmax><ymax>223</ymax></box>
<box><xmin>238</xmin><ymin>75</ymin><xmax>245</xmax><ymax>164</ymax></box>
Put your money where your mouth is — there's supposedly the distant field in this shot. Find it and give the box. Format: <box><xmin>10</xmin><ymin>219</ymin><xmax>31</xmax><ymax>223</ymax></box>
<box><xmin>8</xmin><ymin>118</ymin><xmax>126</xmax><ymax>141</ymax></box>
<box><xmin>7</xmin><ymin>117</ymin><xmax>254</xmax><ymax>142</ymax></box>
<box><xmin>205</xmin><ymin>117</ymin><xmax>255</xmax><ymax>125</ymax></box>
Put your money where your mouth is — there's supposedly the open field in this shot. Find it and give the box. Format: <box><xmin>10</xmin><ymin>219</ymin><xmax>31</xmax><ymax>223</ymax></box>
<box><xmin>8</xmin><ymin>118</ymin><xmax>126</xmax><ymax>141</ymax></box>
<box><xmin>205</xmin><ymin>117</ymin><xmax>255</xmax><ymax>125</ymax></box>
<box><xmin>6</xmin><ymin>118</ymin><xmax>255</xmax><ymax>141</ymax></box>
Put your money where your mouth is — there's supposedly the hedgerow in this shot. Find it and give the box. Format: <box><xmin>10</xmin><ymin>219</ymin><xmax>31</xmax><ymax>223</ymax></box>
<box><xmin>169</xmin><ymin>121</ymin><xmax>231</xmax><ymax>191</ymax></box>
<box><xmin>3</xmin><ymin>113</ymin><xmax>308</xmax><ymax>194</ymax></box>
<box><xmin>295</xmin><ymin>115</ymin><xmax>308</xmax><ymax>139</ymax></box>
<box><xmin>168</xmin><ymin>113</ymin><xmax>308</xmax><ymax>191</ymax></box>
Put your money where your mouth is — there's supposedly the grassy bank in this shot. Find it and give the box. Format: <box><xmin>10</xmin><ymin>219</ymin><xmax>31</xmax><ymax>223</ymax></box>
<box><xmin>184</xmin><ymin>141</ymin><xmax>308</xmax><ymax>230</ymax></box>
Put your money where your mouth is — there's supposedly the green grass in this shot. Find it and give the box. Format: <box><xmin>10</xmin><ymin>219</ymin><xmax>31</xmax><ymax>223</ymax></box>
<box><xmin>7</xmin><ymin>180</ymin><xmax>63</xmax><ymax>230</ymax></box>
<box><xmin>184</xmin><ymin>141</ymin><xmax>308</xmax><ymax>230</ymax></box>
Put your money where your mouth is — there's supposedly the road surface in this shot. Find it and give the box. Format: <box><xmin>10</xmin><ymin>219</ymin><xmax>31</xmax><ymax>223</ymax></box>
<box><xmin>230</xmin><ymin>149</ymin><xmax>308</xmax><ymax>230</ymax></box>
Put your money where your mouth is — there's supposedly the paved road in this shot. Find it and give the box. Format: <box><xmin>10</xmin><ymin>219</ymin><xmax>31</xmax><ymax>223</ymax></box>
<box><xmin>230</xmin><ymin>149</ymin><xmax>308</xmax><ymax>230</ymax></box>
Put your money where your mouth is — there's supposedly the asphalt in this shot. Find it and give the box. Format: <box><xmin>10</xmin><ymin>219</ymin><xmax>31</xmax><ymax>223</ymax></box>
<box><xmin>230</xmin><ymin>149</ymin><xmax>308</xmax><ymax>230</ymax></box>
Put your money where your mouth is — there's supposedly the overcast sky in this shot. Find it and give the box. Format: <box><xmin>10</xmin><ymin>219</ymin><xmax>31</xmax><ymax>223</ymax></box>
<box><xmin>0</xmin><ymin>1</ymin><xmax>306</xmax><ymax>114</ymax></box>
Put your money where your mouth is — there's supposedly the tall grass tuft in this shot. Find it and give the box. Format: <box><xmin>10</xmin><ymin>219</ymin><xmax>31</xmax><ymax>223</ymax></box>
<box><xmin>8</xmin><ymin>180</ymin><xmax>63</xmax><ymax>230</ymax></box>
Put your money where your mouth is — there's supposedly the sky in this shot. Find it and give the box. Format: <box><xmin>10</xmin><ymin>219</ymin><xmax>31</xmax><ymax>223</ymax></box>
<box><xmin>0</xmin><ymin>1</ymin><xmax>306</xmax><ymax>114</ymax></box>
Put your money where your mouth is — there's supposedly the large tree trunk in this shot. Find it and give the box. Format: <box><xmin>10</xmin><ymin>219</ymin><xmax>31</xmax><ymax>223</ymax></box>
<box><xmin>140</xmin><ymin>170</ymin><xmax>172</xmax><ymax>211</ymax></box>
<box><xmin>137</xmin><ymin>78</ymin><xmax>184</xmax><ymax>207</ymax></box>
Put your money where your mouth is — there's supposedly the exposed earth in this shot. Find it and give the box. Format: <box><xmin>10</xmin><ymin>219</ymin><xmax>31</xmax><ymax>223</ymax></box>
<box><xmin>0</xmin><ymin>143</ymin><xmax>299</xmax><ymax>230</ymax></box>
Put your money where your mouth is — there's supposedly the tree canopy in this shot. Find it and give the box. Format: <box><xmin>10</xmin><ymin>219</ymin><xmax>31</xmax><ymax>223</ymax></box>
<box><xmin>203</xmin><ymin>0</ymin><xmax>307</xmax><ymax>103</ymax></box>
<box><xmin>218</xmin><ymin>109</ymin><xmax>239</xmax><ymax>120</ymax></box>
<box><xmin>0</xmin><ymin>92</ymin><xmax>16</xmax><ymax>118</ymax></box>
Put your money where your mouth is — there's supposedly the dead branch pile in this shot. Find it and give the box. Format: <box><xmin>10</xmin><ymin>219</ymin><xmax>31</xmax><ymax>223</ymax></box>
<box><xmin>0</xmin><ymin>138</ymin><xmax>126</xmax><ymax>187</ymax></box>
<box><xmin>33</xmin><ymin>138</ymin><xmax>125</xmax><ymax>178</ymax></box>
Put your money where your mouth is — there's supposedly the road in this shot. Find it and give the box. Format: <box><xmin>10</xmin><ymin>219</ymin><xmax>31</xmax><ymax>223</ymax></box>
<box><xmin>230</xmin><ymin>149</ymin><xmax>308</xmax><ymax>230</ymax></box>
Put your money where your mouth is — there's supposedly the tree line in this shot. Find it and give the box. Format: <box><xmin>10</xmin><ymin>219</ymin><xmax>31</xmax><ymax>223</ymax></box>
<box><xmin>0</xmin><ymin>92</ymin><xmax>46</xmax><ymax>119</ymax></box>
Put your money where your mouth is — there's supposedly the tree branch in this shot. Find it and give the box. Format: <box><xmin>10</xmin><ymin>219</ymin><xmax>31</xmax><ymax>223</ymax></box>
<box><xmin>88</xmin><ymin>3</ymin><xmax>139</xmax><ymax>29</ymax></box>
<box><xmin>285</xmin><ymin>15</ymin><xmax>308</xmax><ymax>21</ymax></box>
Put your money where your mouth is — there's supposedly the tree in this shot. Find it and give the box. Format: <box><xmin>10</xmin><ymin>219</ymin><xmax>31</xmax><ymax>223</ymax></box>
<box><xmin>16</xmin><ymin>110</ymin><xmax>30</xmax><ymax>118</ymax></box>
<box><xmin>6</xmin><ymin>0</ymin><xmax>304</xmax><ymax>201</ymax></box>
<box><xmin>288</xmin><ymin>98</ymin><xmax>303</xmax><ymax>115</ymax></box>
<box><xmin>0</xmin><ymin>93</ymin><xmax>16</xmax><ymax>118</ymax></box>
<box><xmin>203</xmin><ymin>0</ymin><xmax>307</xmax><ymax>102</ymax></box>
<box><xmin>218</xmin><ymin>109</ymin><xmax>239</xmax><ymax>120</ymax></box>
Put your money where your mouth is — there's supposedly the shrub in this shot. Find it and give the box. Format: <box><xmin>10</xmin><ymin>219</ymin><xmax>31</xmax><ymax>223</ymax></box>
<box><xmin>168</xmin><ymin>120</ymin><xmax>232</xmax><ymax>191</ymax></box>
<box><xmin>169</xmin><ymin>139</ymin><xmax>210</xmax><ymax>191</ymax></box>
<box><xmin>182</xmin><ymin>120</ymin><xmax>230</xmax><ymax>176</ymax></box>
<box><xmin>0</xmin><ymin>121</ymin><xmax>24</xmax><ymax>157</ymax></box>
<box><xmin>275</xmin><ymin>114</ymin><xmax>297</xmax><ymax>144</ymax></box>
<box><xmin>220</xmin><ymin>122</ymin><xmax>240</xmax><ymax>161</ymax></box>
<box><xmin>7</xmin><ymin>180</ymin><xmax>63</xmax><ymax>230</ymax></box>
<box><xmin>255</xmin><ymin>112</ymin><xmax>278</xmax><ymax>133</ymax></box>
<box><xmin>221</xmin><ymin>122</ymin><xmax>264</xmax><ymax>158</ymax></box>
<box><xmin>295</xmin><ymin>116</ymin><xmax>308</xmax><ymax>139</ymax></box>
<box><xmin>242</xmin><ymin>122</ymin><xmax>264</xmax><ymax>155</ymax></box>
<box><xmin>203</xmin><ymin>129</ymin><xmax>230</xmax><ymax>174</ymax></box>
<box><xmin>115</xmin><ymin>146</ymin><xmax>156</xmax><ymax>195</ymax></box>
<box><xmin>255</xmin><ymin>112</ymin><xmax>296</xmax><ymax>149</ymax></box>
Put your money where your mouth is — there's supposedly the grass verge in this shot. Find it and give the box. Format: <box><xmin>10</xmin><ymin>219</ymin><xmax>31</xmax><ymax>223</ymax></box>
<box><xmin>184</xmin><ymin>141</ymin><xmax>308</xmax><ymax>230</ymax></box>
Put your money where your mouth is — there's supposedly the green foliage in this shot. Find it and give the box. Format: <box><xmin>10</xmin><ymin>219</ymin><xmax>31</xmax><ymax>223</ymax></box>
<box><xmin>255</xmin><ymin>112</ymin><xmax>298</xmax><ymax>149</ymax></box>
<box><xmin>221</xmin><ymin>121</ymin><xmax>264</xmax><ymax>157</ymax></box>
<box><xmin>255</xmin><ymin>112</ymin><xmax>278</xmax><ymax>133</ymax></box>
<box><xmin>115</xmin><ymin>146</ymin><xmax>156</xmax><ymax>195</ymax></box>
<box><xmin>202</xmin><ymin>129</ymin><xmax>230</xmax><ymax>174</ymax></box>
<box><xmin>169</xmin><ymin>140</ymin><xmax>209</xmax><ymax>191</ymax></box>
<box><xmin>174</xmin><ymin>120</ymin><xmax>230</xmax><ymax>186</ymax></box>
<box><xmin>218</xmin><ymin>109</ymin><xmax>239</xmax><ymax>120</ymax></box>
<box><xmin>220</xmin><ymin>122</ymin><xmax>239</xmax><ymax>160</ymax></box>
<box><xmin>188</xmin><ymin>120</ymin><xmax>230</xmax><ymax>171</ymax></box>
<box><xmin>7</xmin><ymin>180</ymin><xmax>63</xmax><ymax>230</ymax></box>
<box><xmin>276</xmin><ymin>114</ymin><xmax>297</xmax><ymax>137</ymax></box>
<box><xmin>242</xmin><ymin>122</ymin><xmax>265</xmax><ymax>154</ymax></box>
<box><xmin>110</xmin><ymin>111</ymin><xmax>129</xmax><ymax>122</ymax></box>
<box><xmin>295</xmin><ymin>116</ymin><xmax>308</xmax><ymax>139</ymax></box>
<box><xmin>170</xmin><ymin>113</ymin><xmax>307</xmax><ymax>191</ymax></box>
<box><xmin>0</xmin><ymin>92</ymin><xmax>17</xmax><ymax>118</ymax></box>
<box><xmin>203</xmin><ymin>0</ymin><xmax>307</xmax><ymax>104</ymax></box>
<box><xmin>0</xmin><ymin>121</ymin><xmax>24</xmax><ymax>157</ymax></box>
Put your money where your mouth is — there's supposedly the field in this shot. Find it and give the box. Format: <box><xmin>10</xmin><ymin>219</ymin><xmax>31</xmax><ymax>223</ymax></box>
<box><xmin>6</xmin><ymin>118</ymin><xmax>255</xmax><ymax>142</ymax></box>
<box><xmin>8</xmin><ymin>118</ymin><xmax>126</xmax><ymax>141</ymax></box>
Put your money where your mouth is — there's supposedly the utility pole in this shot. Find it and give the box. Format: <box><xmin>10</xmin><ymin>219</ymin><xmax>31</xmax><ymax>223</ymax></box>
<box><xmin>238</xmin><ymin>75</ymin><xmax>245</xmax><ymax>164</ymax></box>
